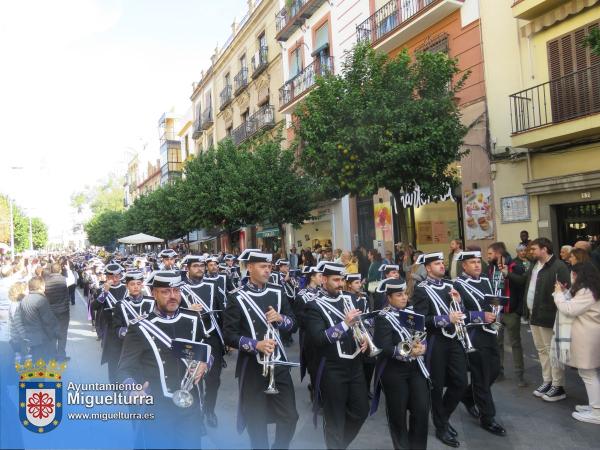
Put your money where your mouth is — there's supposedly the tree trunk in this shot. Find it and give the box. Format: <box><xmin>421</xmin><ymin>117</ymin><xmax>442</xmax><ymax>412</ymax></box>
<box><xmin>392</xmin><ymin>191</ymin><xmax>410</xmax><ymax>245</ymax></box>
<box><xmin>278</xmin><ymin>223</ymin><xmax>287</xmax><ymax>259</ymax></box>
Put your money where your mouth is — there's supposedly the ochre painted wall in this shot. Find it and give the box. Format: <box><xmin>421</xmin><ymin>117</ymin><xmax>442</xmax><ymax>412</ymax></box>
<box><xmin>388</xmin><ymin>11</ymin><xmax>486</xmax><ymax>107</ymax></box>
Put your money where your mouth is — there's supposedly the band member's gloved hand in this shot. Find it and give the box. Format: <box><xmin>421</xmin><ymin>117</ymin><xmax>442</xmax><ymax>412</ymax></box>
<box><xmin>193</xmin><ymin>362</ymin><xmax>208</xmax><ymax>384</ymax></box>
<box><xmin>344</xmin><ymin>308</ymin><xmax>361</xmax><ymax>327</ymax></box>
<box><xmin>410</xmin><ymin>342</ymin><xmax>426</xmax><ymax>357</ymax></box>
<box><xmin>256</xmin><ymin>339</ymin><xmax>277</xmax><ymax>355</ymax></box>
<box><xmin>484</xmin><ymin>312</ymin><xmax>496</xmax><ymax>323</ymax></box>
<box><xmin>449</xmin><ymin>311</ymin><xmax>463</xmax><ymax>324</ymax></box>
<box><xmin>103</xmin><ymin>279</ymin><xmax>112</xmax><ymax>292</ymax></box>
<box><xmin>266</xmin><ymin>306</ymin><xmax>282</xmax><ymax>323</ymax></box>
<box><xmin>190</xmin><ymin>304</ymin><xmax>204</xmax><ymax>312</ymax></box>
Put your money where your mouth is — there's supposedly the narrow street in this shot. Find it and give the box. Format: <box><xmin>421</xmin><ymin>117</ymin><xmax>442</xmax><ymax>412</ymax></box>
<box><xmin>66</xmin><ymin>288</ymin><xmax>599</xmax><ymax>450</ymax></box>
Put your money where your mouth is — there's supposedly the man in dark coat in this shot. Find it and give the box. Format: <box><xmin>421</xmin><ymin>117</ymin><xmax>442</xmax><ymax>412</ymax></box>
<box><xmin>44</xmin><ymin>263</ymin><xmax>70</xmax><ymax>361</ymax></box>
<box><xmin>18</xmin><ymin>277</ymin><xmax>60</xmax><ymax>361</ymax></box>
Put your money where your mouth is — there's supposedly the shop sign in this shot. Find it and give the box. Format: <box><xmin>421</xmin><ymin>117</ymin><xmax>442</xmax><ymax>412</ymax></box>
<box><xmin>257</xmin><ymin>228</ymin><xmax>280</xmax><ymax>238</ymax></box>
<box><xmin>395</xmin><ymin>185</ymin><xmax>454</xmax><ymax>210</ymax></box>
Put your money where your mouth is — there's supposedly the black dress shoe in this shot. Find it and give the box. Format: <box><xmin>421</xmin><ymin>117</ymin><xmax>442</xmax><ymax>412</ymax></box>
<box><xmin>205</xmin><ymin>411</ymin><xmax>218</xmax><ymax>428</ymax></box>
<box><xmin>436</xmin><ymin>429</ymin><xmax>460</xmax><ymax>448</ymax></box>
<box><xmin>465</xmin><ymin>404</ymin><xmax>480</xmax><ymax>419</ymax></box>
<box><xmin>481</xmin><ymin>421</ymin><xmax>506</xmax><ymax>436</ymax></box>
<box><xmin>447</xmin><ymin>423</ymin><xmax>458</xmax><ymax>437</ymax></box>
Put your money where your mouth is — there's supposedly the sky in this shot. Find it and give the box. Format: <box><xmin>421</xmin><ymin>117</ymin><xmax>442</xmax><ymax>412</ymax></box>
<box><xmin>0</xmin><ymin>0</ymin><xmax>248</xmax><ymax>241</ymax></box>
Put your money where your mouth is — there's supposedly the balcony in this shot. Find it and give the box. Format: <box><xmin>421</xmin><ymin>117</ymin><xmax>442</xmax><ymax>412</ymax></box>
<box><xmin>220</xmin><ymin>85</ymin><xmax>233</xmax><ymax>110</ymax></box>
<box><xmin>251</xmin><ymin>46</ymin><xmax>269</xmax><ymax>79</ymax></box>
<box><xmin>510</xmin><ymin>64</ymin><xmax>600</xmax><ymax>148</ymax></box>
<box><xmin>356</xmin><ymin>0</ymin><xmax>463</xmax><ymax>53</ymax></box>
<box><xmin>231</xmin><ymin>105</ymin><xmax>276</xmax><ymax>146</ymax></box>
<box><xmin>511</xmin><ymin>0</ymin><xmax>568</xmax><ymax>20</ymax></box>
<box><xmin>192</xmin><ymin>119</ymin><xmax>203</xmax><ymax>140</ymax></box>
<box><xmin>231</xmin><ymin>121</ymin><xmax>252</xmax><ymax>146</ymax></box>
<box><xmin>234</xmin><ymin>68</ymin><xmax>249</xmax><ymax>96</ymax></box>
<box><xmin>201</xmin><ymin>108</ymin><xmax>213</xmax><ymax>130</ymax></box>
<box><xmin>275</xmin><ymin>0</ymin><xmax>328</xmax><ymax>42</ymax></box>
<box><xmin>279</xmin><ymin>57</ymin><xmax>334</xmax><ymax>114</ymax></box>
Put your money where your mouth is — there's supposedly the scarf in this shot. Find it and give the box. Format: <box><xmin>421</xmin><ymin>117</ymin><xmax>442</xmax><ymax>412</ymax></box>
<box><xmin>550</xmin><ymin>290</ymin><xmax>574</xmax><ymax>368</ymax></box>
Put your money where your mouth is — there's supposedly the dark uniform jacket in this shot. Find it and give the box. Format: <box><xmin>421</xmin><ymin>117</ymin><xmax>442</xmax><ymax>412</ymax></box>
<box><xmin>117</xmin><ymin>308</ymin><xmax>210</xmax><ymax>403</ymax></box>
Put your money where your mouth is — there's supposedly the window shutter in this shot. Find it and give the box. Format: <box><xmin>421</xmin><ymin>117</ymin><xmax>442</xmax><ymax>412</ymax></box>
<box><xmin>547</xmin><ymin>20</ymin><xmax>600</xmax><ymax>123</ymax></box>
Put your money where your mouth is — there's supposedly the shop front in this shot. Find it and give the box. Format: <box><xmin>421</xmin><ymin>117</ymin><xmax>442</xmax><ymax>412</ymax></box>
<box><xmin>257</xmin><ymin>226</ymin><xmax>281</xmax><ymax>254</ymax></box>
<box><xmin>524</xmin><ymin>170</ymin><xmax>600</xmax><ymax>249</ymax></box>
<box><xmin>291</xmin><ymin>209</ymin><xmax>333</xmax><ymax>252</ymax></box>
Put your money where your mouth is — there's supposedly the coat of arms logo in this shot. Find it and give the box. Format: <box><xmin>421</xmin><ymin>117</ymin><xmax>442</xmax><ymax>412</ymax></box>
<box><xmin>16</xmin><ymin>358</ymin><xmax>67</xmax><ymax>433</ymax></box>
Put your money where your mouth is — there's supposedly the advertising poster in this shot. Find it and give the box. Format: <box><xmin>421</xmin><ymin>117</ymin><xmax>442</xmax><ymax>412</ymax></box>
<box><xmin>417</xmin><ymin>221</ymin><xmax>433</xmax><ymax>245</ymax></box>
<box><xmin>373</xmin><ymin>201</ymin><xmax>393</xmax><ymax>242</ymax></box>
<box><xmin>464</xmin><ymin>187</ymin><xmax>494</xmax><ymax>240</ymax></box>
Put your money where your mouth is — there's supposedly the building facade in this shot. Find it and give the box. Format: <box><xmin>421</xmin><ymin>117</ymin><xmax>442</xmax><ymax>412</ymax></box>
<box><xmin>275</xmin><ymin>0</ymin><xmax>372</xmax><ymax>253</ymax></box>
<box><xmin>483</xmin><ymin>0</ymin><xmax>600</xmax><ymax>252</ymax></box>
<box><xmin>354</xmin><ymin>0</ymin><xmax>494</xmax><ymax>256</ymax></box>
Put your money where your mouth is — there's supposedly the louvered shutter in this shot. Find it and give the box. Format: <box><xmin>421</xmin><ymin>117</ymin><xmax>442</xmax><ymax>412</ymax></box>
<box><xmin>547</xmin><ymin>20</ymin><xmax>600</xmax><ymax>123</ymax></box>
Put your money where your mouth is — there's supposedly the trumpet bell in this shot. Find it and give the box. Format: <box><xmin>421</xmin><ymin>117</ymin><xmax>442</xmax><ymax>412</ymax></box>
<box><xmin>172</xmin><ymin>389</ymin><xmax>194</xmax><ymax>408</ymax></box>
<box><xmin>264</xmin><ymin>386</ymin><xmax>280</xmax><ymax>395</ymax></box>
<box><xmin>399</xmin><ymin>342</ymin><xmax>412</xmax><ymax>357</ymax></box>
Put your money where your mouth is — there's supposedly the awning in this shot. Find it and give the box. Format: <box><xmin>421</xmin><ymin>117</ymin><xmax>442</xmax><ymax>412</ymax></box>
<box><xmin>118</xmin><ymin>233</ymin><xmax>164</xmax><ymax>244</ymax></box>
<box><xmin>521</xmin><ymin>0</ymin><xmax>598</xmax><ymax>37</ymax></box>
<box><xmin>257</xmin><ymin>228</ymin><xmax>280</xmax><ymax>238</ymax></box>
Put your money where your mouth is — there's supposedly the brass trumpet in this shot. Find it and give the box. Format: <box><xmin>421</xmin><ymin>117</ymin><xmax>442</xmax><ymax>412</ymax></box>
<box><xmin>173</xmin><ymin>360</ymin><xmax>204</xmax><ymax>408</ymax></box>
<box><xmin>449</xmin><ymin>293</ymin><xmax>476</xmax><ymax>353</ymax></box>
<box><xmin>343</xmin><ymin>297</ymin><xmax>382</xmax><ymax>357</ymax></box>
<box><xmin>261</xmin><ymin>324</ymin><xmax>279</xmax><ymax>395</ymax></box>
<box><xmin>398</xmin><ymin>331</ymin><xmax>428</xmax><ymax>358</ymax></box>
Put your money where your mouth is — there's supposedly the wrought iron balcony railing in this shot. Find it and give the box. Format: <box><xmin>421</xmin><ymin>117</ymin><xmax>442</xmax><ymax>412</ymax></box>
<box><xmin>192</xmin><ymin>119</ymin><xmax>203</xmax><ymax>139</ymax></box>
<box><xmin>356</xmin><ymin>0</ymin><xmax>445</xmax><ymax>45</ymax></box>
<box><xmin>231</xmin><ymin>105</ymin><xmax>276</xmax><ymax>146</ymax></box>
<box><xmin>201</xmin><ymin>108</ymin><xmax>213</xmax><ymax>130</ymax></box>
<box><xmin>275</xmin><ymin>0</ymin><xmax>327</xmax><ymax>41</ymax></box>
<box><xmin>510</xmin><ymin>64</ymin><xmax>600</xmax><ymax>134</ymax></box>
<box><xmin>251</xmin><ymin>46</ymin><xmax>269</xmax><ymax>78</ymax></box>
<box><xmin>220</xmin><ymin>85</ymin><xmax>233</xmax><ymax>110</ymax></box>
<box><xmin>279</xmin><ymin>57</ymin><xmax>333</xmax><ymax>109</ymax></box>
<box><xmin>234</xmin><ymin>68</ymin><xmax>249</xmax><ymax>95</ymax></box>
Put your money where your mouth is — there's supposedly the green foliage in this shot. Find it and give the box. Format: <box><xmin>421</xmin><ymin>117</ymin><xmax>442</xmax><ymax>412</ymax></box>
<box><xmin>296</xmin><ymin>42</ymin><xmax>468</xmax><ymax>201</ymax></box>
<box><xmin>30</xmin><ymin>218</ymin><xmax>48</xmax><ymax>250</ymax></box>
<box><xmin>0</xmin><ymin>194</ymin><xmax>49</xmax><ymax>252</ymax></box>
<box><xmin>183</xmin><ymin>139</ymin><xmax>259</xmax><ymax>232</ymax></box>
<box><xmin>71</xmin><ymin>174</ymin><xmax>125</xmax><ymax>215</ymax></box>
<box><xmin>584</xmin><ymin>28</ymin><xmax>600</xmax><ymax>57</ymax></box>
<box><xmin>85</xmin><ymin>210</ymin><xmax>124</xmax><ymax>248</ymax></box>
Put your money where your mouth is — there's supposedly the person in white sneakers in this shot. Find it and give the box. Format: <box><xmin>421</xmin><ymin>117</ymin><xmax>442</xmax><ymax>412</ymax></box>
<box><xmin>554</xmin><ymin>262</ymin><xmax>600</xmax><ymax>424</ymax></box>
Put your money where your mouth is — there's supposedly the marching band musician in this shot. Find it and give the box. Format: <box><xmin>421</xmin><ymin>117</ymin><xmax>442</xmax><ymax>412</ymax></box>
<box><xmin>411</xmin><ymin>252</ymin><xmax>468</xmax><ymax>448</ymax></box>
<box><xmin>374</xmin><ymin>264</ymin><xmax>401</xmax><ymax>310</ymax></box>
<box><xmin>345</xmin><ymin>273</ymin><xmax>376</xmax><ymax>396</ymax></box>
<box><xmin>112</xmin><ymin>269</ymin><xmax>155</xmax><ymax>338</ymax></box>
<box><xmin>453</xmin><ymin>251</ymin><xmax>506</xmax><ymax>436</ymax></box>
<box><xmin>158</xmin><ymin>248</ymin><xmax>178</xmax><ymax>271</ymax></box>
<box><xmin>205</xmin><ymin>255</ymin><xmax>228</xmax><ymax>309</ymax></box>
<box><xmin>372</xmin><ymin>278</ymin><xmax>430</xmax><ymax>450</ymax></box>
<box><xmin>223</xmin><ymin>254</ymin><xmax>241</xmax><ymax>290</ymax></box>
<box><xmin>223</xmin><ymin>249</ymin><xmax>299</xmax><ymax>449</ymax></box>
<box><xmin>117</xmin><ymin>270</ymin><xmax>212</xmax><ymax>447</ymax></box>
<box><xmin>270</xmin><ymin>259</ymin><xmax>297</xmax><ymax>299</ymax></box>
<box><xmin>180</xmin><ymin>254</ymin><xmax>225</xmax><ymax>429</ymax></box>
<box><xmin>96</xmin><ymin>263</ymin><xmax>128</xmax><ymax>382</ymax></box>
<box><xmin>295</xmin><ymin>265</ymin><xmax>323</xmax><ymax>400</ymax></box>
<box><xmin>304</xmin><ymin>261</ymin><xmax>369</xmax><ymax>450</ymax></box>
